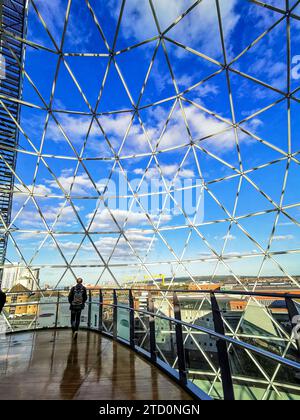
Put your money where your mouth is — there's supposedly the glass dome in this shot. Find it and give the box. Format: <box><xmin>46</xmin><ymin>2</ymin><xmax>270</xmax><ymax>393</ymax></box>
<box><xmin>1</xmin><ymin>0</ymin><xmax>299</xmax><ymax>291</ymax></box>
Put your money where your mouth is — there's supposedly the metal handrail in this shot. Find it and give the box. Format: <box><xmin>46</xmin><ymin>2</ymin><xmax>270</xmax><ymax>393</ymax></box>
<box><xmin>94</xmin><ymin>302</ymin><xmax>300</xmax><ymax>371</ymax></box>
<box><xmin>4</xmin><ymin>300</ymin><xmax>299</xmax><ymax>370</ymax></box>
<box><xmin>4</xmin><ymin>287</ymin><xmax>300</xmax><ymax>299</ymax></box>
<box><xmin>109</xmin><ymin>288</ymin><xmax>300</xmax><ymax>299</ymax></box>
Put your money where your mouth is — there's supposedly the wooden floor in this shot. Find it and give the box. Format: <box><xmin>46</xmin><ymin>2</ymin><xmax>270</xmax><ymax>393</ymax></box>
<box><xmin>0</xmin><ymin>330</ymin><xmax>192</xmax><ymax>400</ymax></box>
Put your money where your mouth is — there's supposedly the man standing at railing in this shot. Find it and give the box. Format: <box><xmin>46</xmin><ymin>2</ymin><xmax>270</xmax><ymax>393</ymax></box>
<box><xmin>0</xmin><ymin>288</ymin><xmax>6</xmax><ymax>314</ymax></box>
<box><xmin>68</xmin><ymin>278</ymin><xmax>87</xmax><ymax>340</ymax></box>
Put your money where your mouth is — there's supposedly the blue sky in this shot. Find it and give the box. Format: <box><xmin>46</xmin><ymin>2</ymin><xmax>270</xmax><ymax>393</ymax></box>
<box><xmin>5</xmin><ymin>0</ymin><xmax>300</xmax><ymax>288</ymax></box>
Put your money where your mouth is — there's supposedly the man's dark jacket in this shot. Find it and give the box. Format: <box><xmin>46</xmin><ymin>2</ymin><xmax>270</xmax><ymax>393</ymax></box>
<box><xmin>0</xmin><ymin>290</ymin><xmax>6</xmax><ymax>313</ymax></box>
<box><xmin>68</xmin><ymin>284</ymin><xmax>87</xmax><ymax>311</ymax></box>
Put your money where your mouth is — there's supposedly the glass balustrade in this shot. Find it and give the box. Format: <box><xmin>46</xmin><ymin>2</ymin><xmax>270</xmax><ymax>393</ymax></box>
<box><xmin>1</xmin><ymin>288</ymin><xmax>300</xmax><ymax>401</ymax></box>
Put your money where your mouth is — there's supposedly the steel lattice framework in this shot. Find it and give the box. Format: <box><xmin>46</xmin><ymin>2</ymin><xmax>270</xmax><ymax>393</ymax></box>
<box><xmin>0</xmin><ymin>0</ymin><xmax>299</xmax><ymax>291</ymax></box>
<box><xmin>0</xmin><ymin>0</ymin><xmax>300</xmax><ymax>401</ymax></box>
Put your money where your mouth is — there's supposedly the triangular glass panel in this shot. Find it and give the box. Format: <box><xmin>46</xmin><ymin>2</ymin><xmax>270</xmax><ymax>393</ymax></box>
<box><xmin>52</xmin><ymin>61</ymin><xmax>92</xmax><ymax>112</ymax></box>
<box><xmin>22</xmin><ymin>49</ymin><xmax>58</xmax><ymax>107</ymax></box>
<box><xmin>116</xmin><ymin>41</ymin><xmax>159</xmax><ymax>103</ymax></box>
<box><xmin>167</xmin><ymin>0</ymin><xmax>224</xmax><ymax>61</ymax></box>
<box><xmin>230</xmin><ymin>18</ymin><xmax>288</xmax><ymax>92</ymax></box>
<box><xmin>27</xmin><ymin>0</ymin><xmax>65</xmax><ymax>49</ymax></box>
<box><xmin>63</xmin><ymin>0</ymin><xmax>109</xmax><ymax>54</ymax></box>
<box><xmin>97</xmin><ymin>61</ymin><xmax>134</xmax><ymax>112</ymax></box>
<box><xmin>114</xmin><ymin>0</ymin><xmax>158</xmax><ymax>50</ymax></box>
<box><xmin>62</xmin><ymin>56</ymin><xmax>109</xmax><ymax>109</ymax></box>
<box><xmin>229</xmin><ymin>71</ymin><xmax>285</xmax><ymax>122</ymax></box>
<box><xmin>183</xmin><ymin>70</ymin><xmax>233</xmax><ymax>121</ymax></box>
<box><xmin>139</xmin><ymin>44</ymin><xmax>178</xmax><ymax>107</ymax></box>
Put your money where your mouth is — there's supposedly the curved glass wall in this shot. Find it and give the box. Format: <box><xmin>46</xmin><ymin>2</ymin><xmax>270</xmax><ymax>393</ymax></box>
<box><xmin>1</xmin><ymin>0</ymin><xmax>300</xmax><ymax>291</ymax></box>
<box><xmin>1</xmin><ymin>0</ymin><xmax>300</xmax><ymax>401</ymax></box>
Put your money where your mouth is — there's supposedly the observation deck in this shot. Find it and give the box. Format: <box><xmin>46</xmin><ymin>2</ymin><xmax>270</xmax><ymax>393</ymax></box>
<box><xmin>0</xmin><ymin>330</ymin><xmax>191</xmax><ymax>400</ymax></box>
<box><xmin>0</xmin><ymin>288</ymin><xmax>300</xmax><ymax>401</ymax></box>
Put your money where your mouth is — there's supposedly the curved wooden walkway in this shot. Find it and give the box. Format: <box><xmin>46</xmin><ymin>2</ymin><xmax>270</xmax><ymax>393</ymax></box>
<box><xmin>0</xmin><ymin>330</ymin><xmax>192</xmax><ymax>400</ymax></box>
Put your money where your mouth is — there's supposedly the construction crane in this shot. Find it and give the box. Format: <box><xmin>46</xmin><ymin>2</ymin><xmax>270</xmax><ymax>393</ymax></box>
<box><xmin>124</xmin><ymin>274</ymin><xmax>166</xmax><ymax>287</ymax></box>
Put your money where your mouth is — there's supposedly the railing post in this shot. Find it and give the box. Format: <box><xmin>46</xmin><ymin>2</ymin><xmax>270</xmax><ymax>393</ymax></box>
<box><xmin>210</xmin><ymin>292</ymin><xmax>235</xmax><ymax>401</ymax></box>
<box><xmin>173</xmin><ymin>292</ymin><xmax>187</xmax><ymax>384</ymax></box>
<box><xmin>148</xmin><ymin>292</ymin><xmax>157</xmax><ymax>362</ymax></box>
<box><xmin>55</xmin><ymin>292</ymin><xmax>60</xmax><ymax>328</ymax></box>
<box><xmin>99</xmin><ymin>290</ymin><xmax>103</xmax><ymax>332</ymax></box>
<box><xmin>87</xmin><ymin>290</ymin><xmax>92</xmax><ymax>329</ymax></box>
<box><xmin>129</xmin><ymin>290</ymin><xmax>135</xmax><ymax>349</ymax></box>
<box><xmin>113</xmin><ymin>290</ymin><xmax>118</xmax><ymax>339</ymax></box>
<box><xmin>285</xmin><ymin>297</ymin><xmax>300</xmax><ymax>356</ymax></box>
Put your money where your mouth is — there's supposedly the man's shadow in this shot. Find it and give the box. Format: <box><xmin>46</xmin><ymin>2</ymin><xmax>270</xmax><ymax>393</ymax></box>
<box><xmin>60</xmin><ymin>340</ymin><xmax>82</xmax><ymax>400</ymax></box>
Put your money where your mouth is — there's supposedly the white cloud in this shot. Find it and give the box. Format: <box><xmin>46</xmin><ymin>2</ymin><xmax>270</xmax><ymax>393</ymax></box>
<box><xmin>14</xmin><ymin>202</ymin><xmax>80</xmax><ymax>228</ymax></box>
<box><xmin>109</xmin><ymin>0</ymin><xmax>239</xmax><ymax>58</ymax></box>
<box><xmin>247</xmin><ymin>52</ymin><xmax>286</xmax><ymax>90</ymax></box>
<box><xmin>193</xmin><ymin>83</ymin><xmax>220</xmax><ymax>98</ymax></box>
<box><xmin>248</xmin><ymin>118</ymin><xmax>264</xmax><ymax>129</ymax></box>
<box><xmin>33</xmin><ymin>0</ymin><xmax>92</xmax><ymax>48</ymax></box>
<box><xmin>47</xmin><ymin>101</ymin><xmax>256</xmax><ymax>157</ymax></box>
<box><xmin>47</xmin><ymin>112</ymin><xmax>140</xmax><ymax>155</ymax></box>
<box><xmin>223</xmin><ymin>234</ymin><xmax>236</xmax><ymax>241</ymax></box>
<box><xmin>47</xmin><ymin>114</ymin><xmax>98</xmax><ymax>144</ymax></box>
<box><xmin>88</xmin><ymin>208</ymin><xmax>171</xmax><ymax>231</ymax></box>
<box><xmin>156</xmin><ymin>105</ymin><xmax>236</xmax><ymax>152</ymax></box>
<box><xmin>249</xmin><ymin>1</ymin><xmax>285</xmax><ymax>30</ymax></box>
<box><xmin>214</xmin><ymin>234</ymin><xmax>236</xmax><ymax>241</ymax></box>
<box><xmin>46</xmin><ymin>169</ymin><xmax>105</xmax><ymax>195</ymax></box>
<box><xmin>14</xmin><ymin>184</ymin><xmax>52</xmax><ymax>199</ymax></box>
<box><xmin>95</xmin><ymin>234</ymin><xmax>155</xmax><ymax>258</ymax></box>
<box><xmin>16</xmin><ymin>232</ymin><xmax>44</xmax><ymax>241</ymax></box>
<box><xmin>53</xmin><ymin>232</ymin><xmax>157</xmax><ymax>260</ymax></box>
<box><xmin>134</xmin><ymin>164</ymin><xmax>195</xmax><ymax>180</ymax></box>
<box><xmin>273</xmin><ymin>235</ymin><xmax>294</xmax><ymax>241</ymax></box>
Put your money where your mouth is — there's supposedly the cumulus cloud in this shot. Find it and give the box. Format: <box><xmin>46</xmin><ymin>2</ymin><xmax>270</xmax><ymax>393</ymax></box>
<box><xmin>155</xmin><ymin>105</ymin><xmax>235</xmax><ymax>152</ymax></box>
<box><xmin>47</xmin><ymin>114</ymin><xmax>99</xmax><ymax>144</ymax></box>
<box><xmin>246</xmin><ymin>52</ymin><xmax>286</xmax><ymax>91</ymax></box>
<box><xmin>87</xmin><ymin>208</ymin><xmax>172</xmax><ymax>231</ymax></box>
<box><xmin>46</xmin><ymin>105</ymin><xmax>231</xmax><ymax>154</ymax></box>
<box><xmin>214</xmin><ymin>234</ymin><xmax>236</xmax><ymax>241</ymax></box>
<box><xmin>192</xmin><ymin>83</ymin><xmax>220</xmax><ymax>98</ymax></box>
<box><xmin>109</xmin><ymin>0</ymin><xmax>239</xmax><ymax>58</ymax></box>
<box><xmin>54</xmin><ymin>232</ymin><xmax>157</xmax><ymax>261</ymax></box>
<box><xmin>14</xmin><ymin>202</ymin><xmax>80</xmax><ymax>229</ymax></box>
<box><xmin>16</xmin><ymin>232</ymin><xmax>43</xmax><ymax>241</ymax></box>
<box><xmin>102</xmin><ymin>104</ymin><xmax>236</xmax><ymax>154</ymax></box>
<box><xmin>234</xmin><ymin>4</ymin><xmax>288</xmax><ymax>92</ymax></box>
<box><xmin>33</xmin><ymin>0</ymin><xmax>92</xmax><ymax>48</ymax></box>
<box><xmin>134</xmin><ymin>164</ymin><xmax>195</xmax><ymax>180</ymax></box>
<box><xmin>47</xmin><ymin>100</ymin><xmax>259</xmax><ymax>158</ymax></box>
<box><xmin>14</xmin><ymin>184</ymin><xmax>52</xmax><ymax>200</ymax></box>
<box><xmin>46</xmin><ymin>169</ymin><xmax>105</xmax><ymax>195</ymax></box>
<box><xmin>273</xmin><ymin>235</ymin><xmax>294</xmax><ymax>242</ymax></box>
<box><xmin>222</xmin><ymin>234</ymin><xmax>236</xmax><ymax>241</ymax></box>
<box><xmin>47</xmin><ymin>112</ymin><xmax>141</xmax><ymax>155</ymax></box>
